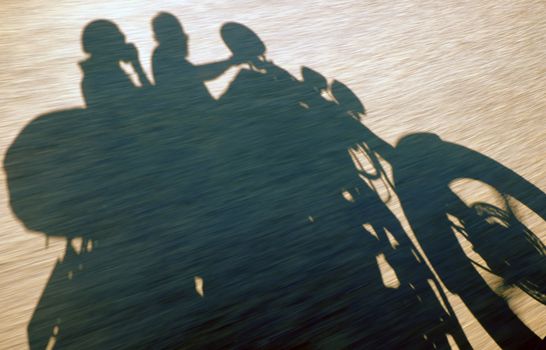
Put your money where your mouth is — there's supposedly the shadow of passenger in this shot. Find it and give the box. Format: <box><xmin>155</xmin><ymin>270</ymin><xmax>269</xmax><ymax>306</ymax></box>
<box><xmin>149</xmin><ymin>13</ymin><xmax>242</xmax><ymax>221</ymax></box>
<box><xmin>4</xmin><ymin>19</ymin><xmax>215</xmax><ymax>349</ymax></box>
<box><xmin>152</xmin><ymin>12</ymin><xmax>238</xmax><ymax>113</ymax></box>
<box><xmin>6</xmin><ymin>20</ymin><xmax>153</xmax><ymax>243</ymax></box>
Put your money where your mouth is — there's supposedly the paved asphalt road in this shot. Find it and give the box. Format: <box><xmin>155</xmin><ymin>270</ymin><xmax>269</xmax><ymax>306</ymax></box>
<box><xmin>0</xmin><ymin>1</ymin><xmax>544</xmax><ymax>349</ymax></box>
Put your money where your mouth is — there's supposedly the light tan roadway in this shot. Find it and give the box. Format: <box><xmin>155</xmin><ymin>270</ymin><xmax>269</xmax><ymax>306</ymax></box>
<box><xmin>1</xmin><ymin>1</ymin><xmax>544</xmax><ymax>349</ymax></box>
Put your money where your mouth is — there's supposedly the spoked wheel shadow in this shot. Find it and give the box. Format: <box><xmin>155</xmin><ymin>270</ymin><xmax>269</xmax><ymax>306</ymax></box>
<box><xmin>453</xmin><ymin>198</ymin><xmax>546</xmax><ymax>304</ymax></box>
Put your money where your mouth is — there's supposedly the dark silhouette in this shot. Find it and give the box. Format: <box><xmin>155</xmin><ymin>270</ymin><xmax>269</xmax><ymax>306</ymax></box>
<box><xmin>152</xmin><ymin>12</ymin><xmax>239</xmax><ymax>113</ymax></box>
<box><xmin>331</xmin><ymin>81</ymin><xmax>545</xmax><ymax>349</ymax></box>
<box><xmin>3</xmin><ymin>15</ymin><xmax>544</xmax><ymax>350</ymax></box>
<box><xmin>390</xmin><ymin>134</ymin><xmax>544</xmax><ymax>350</ymax></box>
<box><xmin>81</xmin><ymin>20</ymin><xmax>151</xmax><ymax>109</ymax></box>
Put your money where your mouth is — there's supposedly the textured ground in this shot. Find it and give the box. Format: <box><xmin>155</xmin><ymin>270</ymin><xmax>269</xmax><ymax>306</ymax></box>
<box><xmin>0</xmin><ymin>1</ymin><xmax>544</xmax><ymax>349</ymax></box>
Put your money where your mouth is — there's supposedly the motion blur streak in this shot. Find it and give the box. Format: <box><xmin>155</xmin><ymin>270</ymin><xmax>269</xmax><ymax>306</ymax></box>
<box><xmin>0</xmin><ymin>1</ymin><xmax>544</xmax><ymax>349</ymax></box>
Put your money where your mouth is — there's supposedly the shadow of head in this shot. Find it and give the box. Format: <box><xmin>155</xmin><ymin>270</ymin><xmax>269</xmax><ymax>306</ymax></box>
<box><xmin>82</xmin><ymin>19</ymin><xmax>129</xmax><ymax>62</ymax></box>
<box><xmin>152</xmin><ymin>12</ymin><xmax>188</xmax><ymax>56</ymax></box>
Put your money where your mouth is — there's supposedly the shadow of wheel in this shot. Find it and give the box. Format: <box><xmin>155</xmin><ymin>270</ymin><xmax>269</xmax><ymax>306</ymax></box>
<box><xmin>469</xmin><ymin>201</ymin><xmax>546</xmax><ymax>304</ymax></box>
